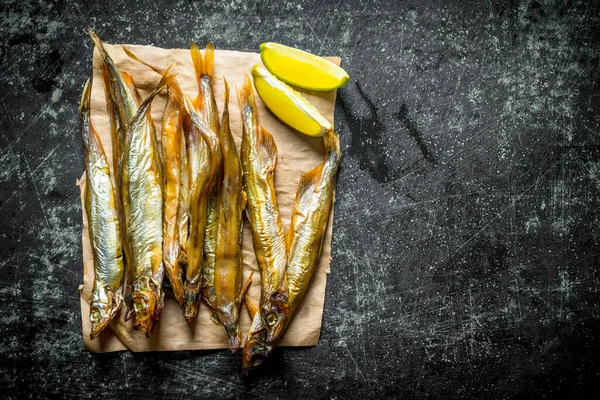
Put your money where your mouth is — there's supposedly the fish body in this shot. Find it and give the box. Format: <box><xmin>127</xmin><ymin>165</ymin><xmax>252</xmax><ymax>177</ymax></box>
<box><xmin>238</xmin><ymin>74</ymin><xmax>289</xmax><ymax>370</ymax></box>
<box><xmin>181</xmin><ymin>42</ymin><xmax>223</xmax><ymax>323</ymax></box>
<box><xmin>189</xmin><ymin>42</ymin><xmax>222</xmax><ymax>319</ymax></box>
<box><xmin>90</xmin><ymin>30</ymin><xmax>141</xmax><ymax>322</ymax></box>
<box><xmin>122</xmin><ymin>46</ymin><xmax>187</xmax><ymax>307</ymax></box>
<box><xmin>203</xmin><ymin>80</ymin><xmax>250</xmax><ymax>351</ymax></box>
<box><xmin>286</xmin><ymin>130</ymin><xmax>340</xmax><ymax>311</ymax></box>
<box><xmin>182</xmin><ymin>91</ymin><xmax>221</xmax><ymax>323</ymax></box>
<box><xmin>241</xmin><ymin>125</ymin><xmax>341</xmax><ymax>373</ymax></box>
<box><xmin>79</xmin><ymin>79</ymin><xmax>125</xmax><ymax>340</ymax></box>
<box><xmin>121</xmin><ymin>72</ymin><xmax>172</xmax><ymax>336</ymax></box>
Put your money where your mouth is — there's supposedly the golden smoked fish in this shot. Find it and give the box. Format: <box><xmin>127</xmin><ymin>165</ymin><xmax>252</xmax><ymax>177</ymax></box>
<box><xmin>89</xmin><ymin>30</ymin><xmax>141</xmax><ymax>322</ymax></box>
<box><xmin>122</xmin><ymin>46</ymin><xmax>187</xmax><ymax>307</ymax></box>
<box><xmin>99</xmin><ymin>68</ymin><xmax>140</xmax><ymax>322</ymax></box>
<box><xmin>189</xmin><ymin>42</ymin><xmax>222</xmax><ymax>320</ymax></box>
<box><xmin>241</xmin><ymin>130</ymin><xmax>341</xmax><ymax>374</ymax></box>
<box><xmin>238</xmin><ymin>74</ymin><xmax>289</xmax><ymax>368</ymax></box>
<box><xmin>79</xmin><ymin>79</ymin><xmax>125</xmax><ymax>340</ymax></box>
<box><xmin>182</xmin><ymin>89</ymin><xmax>221</xmax><ymax>323</ymax></box>
<box><xmin>202</xmin><ymin>80</ymin><xmax>252</xmax><ymax>351</ymax></box>
<box><xmin>121</xmin><ymin>71</ymin><xmax>173</xmax><ymax>336</ymax></box>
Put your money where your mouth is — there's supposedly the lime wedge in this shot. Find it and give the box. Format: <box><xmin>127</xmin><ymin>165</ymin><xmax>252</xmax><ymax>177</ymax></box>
<box><xmin>251</xmin><ymin>64</ymin><xmax>332</xmax><ymax>137</ymax></box>
<box><xmin>260</xmin><ymin>42</ymin><xmax>349</xmax><ymax>91</ymax></box>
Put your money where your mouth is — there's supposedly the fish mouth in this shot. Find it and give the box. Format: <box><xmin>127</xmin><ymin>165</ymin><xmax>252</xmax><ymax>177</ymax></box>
<box><xmin>223</xmin><ymin>320</ymin><xmax>241</xmax><ymax>352</ymax></box>
<box><xmin>89</xmin><ymin>304</ymin><xmax>116</xmax><ymax>340</ymax></box>
<box><xmin>89</xmin><ymin>286</ymin><xmax>121</xmax><ymax>339</ymax></box>
<box><xmin>241</xmin><ymin>328</ymin><xmax>273</xmax><ymax>376</ymax></box>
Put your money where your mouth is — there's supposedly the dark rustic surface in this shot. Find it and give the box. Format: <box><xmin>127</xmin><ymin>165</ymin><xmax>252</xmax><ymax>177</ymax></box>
<box><xmin>1</xmin><ymin>0</ymin><xmax>600</xmax><ymax>398</ymax></box>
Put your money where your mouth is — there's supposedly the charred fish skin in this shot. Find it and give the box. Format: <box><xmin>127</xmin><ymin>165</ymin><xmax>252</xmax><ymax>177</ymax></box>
<box><xmin>181</xmin><ymin>92</ymin><xmax>222</xmax><ymax>323</ymax></box>
<box><xmin>238</xmin><ymin>74</ymin><xmax>290</xmax><ymax>369</ymax></box>
<box><xmin>241</xmin><ymin>130</ymin><xmax>341</xmax><ymax>374</ymax></box>
<box><xmin>123</xmin><ymin>71</ymin><xmax>173</xmax><ymax>337</ymax></box>
<box><xmin>122</xmin><ymin>46</ymin><xmax>187</xmax><ymax>307</ymax></box>
<box><xmin>79</xmin><ymin>79</ymin><xmax>125</xmax><ymax>340</ymax></box>
<box><xmin>203</xmin><ymin>79</ymin><xmax>251</xmax><ymax>351</ymax></box>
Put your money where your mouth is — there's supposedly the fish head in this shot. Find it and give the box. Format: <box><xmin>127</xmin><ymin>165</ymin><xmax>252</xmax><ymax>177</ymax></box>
<box><xmin>132</xmin><ymin>277</ymin><xmax>163</xmax><ymax>337</ymax></box>
<box><xmin>217</xmin><ymin>310</ymin><xmax>241</xmax><ymax>352</ymax></box>
<box><xmin>241</xmin><ymin>292</ymin><xmax>290</xmax><ymax>375</ymax></box>
<box><xmin>241</xmin><ymin>323</ymin><xmax>272</xmax><ymax>375</ymax></box>
<box><xmin>89</xmin><ymin>285</ymin><xmax>120</xmax><ymax>340</ymax></box>
<box><xmin>262</xmin><ymin>290</ymin><xmax>290</xmax><ymax>343</ymax></box>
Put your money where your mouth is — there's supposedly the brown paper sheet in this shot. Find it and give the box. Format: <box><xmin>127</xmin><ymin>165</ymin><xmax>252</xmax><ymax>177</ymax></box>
<box><xmin>79</xmin><ymin>44</ymin><xmax>339</xmax><ymax>352</ymax></box>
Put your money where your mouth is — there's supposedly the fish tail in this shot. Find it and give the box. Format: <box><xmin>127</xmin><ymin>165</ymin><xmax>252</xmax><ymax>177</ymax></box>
<box><xmin>122</xmin><ymin>46</ymin><xmax>183</xmax><ymax>104</ymax></box>
<box><xmin>87</xmin><ymin>29</ymin><xmax>119</xmax><ymax>73</ymax></box>
<box><xmin>130</xmin><ymin>66</ymin><xmax>175</xmax><ymax>127</ymax></box>
<box><xmin>237</xmin><ymin>73</ymin><xmax>257</xmax><ymax>113</ymax></box>
<box><xmin>78</xmin><ymin>78</ymin><xmax>91</xmax><ymax>118</ymax></box>
<box><xmin>79</xmin><ymin>79</ymin><xmax>108</xmax><ymax>160</ymax></box>
<box><xmin>323</xmin><ymin>129</ymin><xmax>342</xmax><ymax>166</ymax></box>
<box><xmin>222</xmin><ymin>77</ymin><xmax>230</xmax><ymax>119</ymax></box>
<box><xmin>191</xmin><ymin>41</ymin><xmax>215</xmax><ymax>78</ymax></box>
<box><xmin>122</xmin><ymin>45</ymin><xmax>165</xmax><ymax>75</ymax></box>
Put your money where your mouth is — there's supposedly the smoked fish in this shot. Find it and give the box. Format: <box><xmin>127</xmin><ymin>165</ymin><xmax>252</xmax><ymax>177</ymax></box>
<box><xmin>79</xmin><ymin>79</ymin><xmax>125</xmax><ymax>340</ymax></box>
<box><xmin>238</xmin><ymin>74</ymin><xmax>289</xmax><ymax>369</ymax></box>
<box><xmin>182</xmin><ymin>86</ymin><xmax>221</xmax><ymax>323</ymax></box>
<box><xmin>203</xmin><ymin>79</ymin><xmax>252</xmax><ymax>351</ymax></box>
<box><xmin>122</xmin><ymin>46</ymin><xmax>187</xmax><ymax>307</ymax></box>
<box><xmin>241</xmin><ymin>126</ymin><xmax>341</xmax><ymax>373</ymax></box>
<box><xmin>121</xmin><ymin>71</ymin><xmax>173</xmax><ymax>336</ymax></box>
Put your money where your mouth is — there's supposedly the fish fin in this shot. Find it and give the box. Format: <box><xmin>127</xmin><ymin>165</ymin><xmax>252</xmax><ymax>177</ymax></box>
<box><xmin>190</xmin><ymin>40</ymin><xmax>204</xmax><ymax>82</ymax></box>
<box><xmin>222</xmin><ymin>77</ymin><xmax>230</xmax><ymax>121</ymax></box>
<box><xmin>244</xmin><ymin>290</ymin><xmax>258</xmax><ymax>321</ymax></box>
<box><xmin>239</xmin><ymin>271</ymin><xmax>254</xmax><ymax>304</ymax></box>
<box><xmin>203</xmin><ymin>42</ymin><xmax>214</xmax><ymax>77</ymax></box>
<box><xmin>123</xmin><ymin>46</ymin><xmax>183</xmax><ymax>104</ymax></box>
<box><xmin>209</xmin><ymin>311</ymin><xmax>222</xmax><ymax>326</ymax></box>
<box><xmin>298</xmin><ymin>163</ymin><xmax>325</xmax><ymax>197</ymax></box>
<box><xmin>182</xmin><ymin>92</ymin><xmax>216</xmax><ymax>145</ymax></box>
<box><xmin>257</xmin><ymin>126</ymin><xmax>278</xmax><ymax>174</ymax></box>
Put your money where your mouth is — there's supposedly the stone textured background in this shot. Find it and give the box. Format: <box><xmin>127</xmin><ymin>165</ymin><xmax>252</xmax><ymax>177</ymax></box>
<box><xmin>1</xmin><ymin>0</ymin><xmax>599</xmax><ymax>397</ymax></box>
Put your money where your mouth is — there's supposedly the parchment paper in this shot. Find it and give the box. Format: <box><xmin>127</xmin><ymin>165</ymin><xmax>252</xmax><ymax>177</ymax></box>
<box><xmin>78</xmin><ymin>44</ymin><xmax>339</xmax><ymax>352</ymax></box>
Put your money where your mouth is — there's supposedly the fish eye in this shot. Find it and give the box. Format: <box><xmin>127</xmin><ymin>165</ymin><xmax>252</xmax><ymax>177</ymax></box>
<box><xmin>90</xmin><ymin>310</ymin><xmax>101</xmax><ymax>322</ymax></box>
<box><xmin>266</xmin><ymin>312</ymin><xmax>277</xmax><ymax>326</ymax></box>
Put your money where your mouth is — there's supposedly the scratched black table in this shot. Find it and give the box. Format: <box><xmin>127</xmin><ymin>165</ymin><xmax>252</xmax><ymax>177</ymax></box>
<box><xmin>2</xmin><ymin>0</ymin><xmax>599</xmax><ymax>398</ymax></box>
